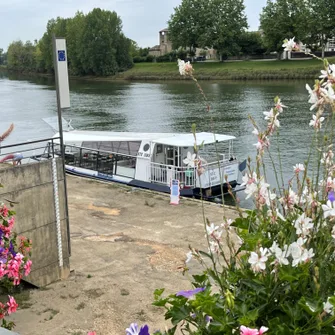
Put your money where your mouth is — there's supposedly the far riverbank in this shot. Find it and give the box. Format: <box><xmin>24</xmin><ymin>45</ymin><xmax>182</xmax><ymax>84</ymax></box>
<box><xmin>1</xmin><ymin>57</ymin><xmax>333</xmax><ymax>81</ymax></box>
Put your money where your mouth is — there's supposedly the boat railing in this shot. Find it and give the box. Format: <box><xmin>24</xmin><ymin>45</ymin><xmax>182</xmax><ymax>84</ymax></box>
<box><xmin>149</xmin><ymin>162</ymin><xmax>196</xmax><ymax>188</ymax></box>
<box><xmin>149</xmin><ymin>158</ymin><xmax>238</xmax><ymax>188</ymax></box>
<box><xmin>52</xmin><ymin>143</ymin><xmax>137</xmax><ymax>178</ymax></box>
<box><xmin>0</xmin><ymin>137</ymin><xmax>60</xmax><ymax>164</ymax></box>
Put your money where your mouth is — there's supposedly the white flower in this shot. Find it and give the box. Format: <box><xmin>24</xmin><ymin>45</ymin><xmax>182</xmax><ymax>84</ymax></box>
<box><xmin>323</xmin><ymin>298</ymin><xmax>334</xmax><ymax>315</ymax></box>
<box><xmin>321</xmin><ymin>149</ymin><xmax>334</xmax><ymax>166</ymax></box>
<box><xmin>183</xmin><ymin>151</ymin><xmax>196</xmax><ymax>168</ymax></box>
<box><xmin>323</xmin><ymin>85</ymin><xmax>335</xmax><ymax>101</ymax></box>
<box><xmin>177</xmin><ymin>59</ymin><xmax>192</xmax><ymax>76</ymax></box>
<box><xmin>293</xmin><ymin>163</ymin><xmax>305</xmax><ymax>174</ymax></box>
<box><xmin>185</xmin><ymin>251</ymin><xmax>193</xmax><ymax>263</ymax></box>
<box><xmin>258</xmin><ymin>181</ymin><xmax>276</xmax><ymax>206</ymax></box>
<box><xmin>221</xmin><ymin>218</ymin><xmax>233</xmax><ymax>230</ymax></box>
<box><xmin>309</xmin><ymin>114</ymin><xmax>325</xmax><ymax>130</ymax></box>
<box><xmin>270</xmin><ymin>242</ymin><xmax>289</xmax><ymax>266</ymax></box>
<box><xmin>264</xmin><ymin>108</ymin><xmax>280</xmax><ymax>128</ymax></box>
<box><xmin>282</xmin><ymin>37</ymin><xmax>297</xmax><ymax>51</ymax></box>
<box><xmin>275</xmin><ymin>98</ymin><xmax>287</xmax><ymax>113</ymax></box>
<box><xmin>280</xmin><ymin>188</ymin><xmax>298</xmax><ymax>210</ymax></box>
<box><xmin>209</xmin><ymin>240</ymin><xmax>220</xmax><ymax>254</ymax></box>
<box><xmin>252</xmin><ymin>128</ymin><xmax>259</xmax><ymax>135</ymax></box>
<box><xmin>242</xmin><ymin>172</ymin><xmax>258</xmax><ymax>199</ymax></box>
<box><xmin>320</xmin><ymin>69</ymin><xmax>328</xmax><ymax>79</ymax></box>
<box><xmin>270</xmin><ymin>241</ymin><xmax>279</xmax><ymax>253</ymax></box>
<box><xmin>253</xmin><ymin>136</ymin><xmax>270</xmax><ymax>152</ymax></box>
<box><xmin>248</xmin><ymin>247</ymin><xmax>269</xmax><ymax>273</ymax></box>
<box><xmin>306</xmin><ymin>84</ymin><xmax>321</xmax><ymax>111</ymax></box>
<box><xmin>241</xmin><ymin>172</ymin><xmax>258</xmax><ymax>186</ymax></box>
<box><xmin>206</xmin><ymin>223</ymin><xmax>222</xmax><ymax>241</ymax></box>
<box><xmin>294</xmin><ymin>213</ymin><xmax>314</xmax><ymax>237</ymax></box>
<box><xmin>302</xmin><ymin>248</ymin><xmax>314</xmax><ymax>262</ymax></box>
<box><xmin>322</xmin><ymin>200</ymin><xmax>335</xmax><ymax>218</ymax></box>
<box><xmin>245</xmin><ymin>183</ymin><xmax>258</xmax><ymax>199</ymax></box>
<box><xmin>289</xmin><ymin>238</ymin><xmax>306</xmax><ymax>267</ymax></box>
<box><xmin>178</xmin><ymin>59</ymin><xmax>186</xmax><ymax>76</ymax></box>
<box><xmin>206</xmin><ymin>223</ymin><xmax>219</xmax><ymax>235</ymax></box>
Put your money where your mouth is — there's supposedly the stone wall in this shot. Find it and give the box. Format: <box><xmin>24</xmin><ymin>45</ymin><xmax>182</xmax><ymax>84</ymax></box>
<box><xmin>0</xmin><ymin>159</ymin><xmax>70</xmax><ymax>287</ymax></box>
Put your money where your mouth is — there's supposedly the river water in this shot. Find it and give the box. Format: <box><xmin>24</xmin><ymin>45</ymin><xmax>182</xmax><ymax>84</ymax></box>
<box><xmin>0</xmin><ymin>72</ymin><xmax>315</xmax><ymax>205</ymax></box>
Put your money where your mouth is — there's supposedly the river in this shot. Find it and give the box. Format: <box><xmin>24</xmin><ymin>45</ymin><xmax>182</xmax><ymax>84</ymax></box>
<box><xmin>0</xmin><ymin>72</ymin><xmax>315</xmax><ymax>205</ymax></box>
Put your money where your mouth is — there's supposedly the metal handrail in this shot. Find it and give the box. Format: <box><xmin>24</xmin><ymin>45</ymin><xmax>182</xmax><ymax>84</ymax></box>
<box><xmin>0</xmin><ymin>137</ymin><xmax>60</xmax><ymax>150</ymax></box>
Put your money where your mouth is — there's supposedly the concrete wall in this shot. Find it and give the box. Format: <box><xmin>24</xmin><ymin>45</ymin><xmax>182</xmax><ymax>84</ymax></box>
<box><xmin>0</xmin><ymin>159</ymin><xmax>70</xmax><ymax>287</ymax></box>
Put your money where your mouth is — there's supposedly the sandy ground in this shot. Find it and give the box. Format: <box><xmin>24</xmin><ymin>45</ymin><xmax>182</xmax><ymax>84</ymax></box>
<box><xmin>9</xmin><ymin>176</ymin><xmax>239</xmax><ymax>335</ymax></box>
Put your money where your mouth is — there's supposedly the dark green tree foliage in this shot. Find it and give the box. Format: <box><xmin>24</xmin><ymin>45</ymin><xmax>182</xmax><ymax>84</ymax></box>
<box><xmin>203</xmin><ymin>0</ymin><xmax>248</xmax><ymax>60</ymax></box>
<box><xmin>168</xmin><ymin>0</ymin><xmax>248</xmax><ymax>60</ymax></box>
<box><xmin>260</xmin><ymin>0</ymin><xmax>309</xmax><ymax>54</ymax></box>
<box><xmin>238</xmin><ymin>32</ymin><xmax>266</xmax><ymax>55</ymax></box>
<box><xmin>7</xmin><ymin>41</ymin><xmax>38</xmax><ymax>72</ymax></box>
<box><xmin>81</xmin><ymin>8</ymin><xmax>120</xmax><ymax>75</ymax></box>
<box><xmin>305</xmin><ymin>0</ymin><xmax>335</xmax><ymax>58</ymax></box>
<box><xmin>6</xmin><ymin>8</ymin><xmax>133</xmax><ymax>75</ymax></box>
<box><xmin>168</xmin><ymin>0</ymin><xmax>207</xmax><ymax>52</ymax></box>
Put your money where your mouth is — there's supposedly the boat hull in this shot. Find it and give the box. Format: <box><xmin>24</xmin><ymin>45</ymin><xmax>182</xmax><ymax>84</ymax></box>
<box><xmin>65</xmin><ymin>165</ymin><xmax>237</xmax><ymax>199</ymax></box>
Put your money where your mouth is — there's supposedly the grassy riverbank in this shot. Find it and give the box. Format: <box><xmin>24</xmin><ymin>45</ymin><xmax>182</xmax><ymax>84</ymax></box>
<box><xmin>2</xmin><ymin>57</ymin><xmax>334</xmax><ymax>81</ymax></box>
<box><xmin>114</xmin><ymin>58</ymin><xmax>335</xmax><ymax>81</ymax></box>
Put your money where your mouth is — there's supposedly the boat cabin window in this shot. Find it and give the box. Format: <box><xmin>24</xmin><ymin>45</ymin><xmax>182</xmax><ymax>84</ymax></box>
<box><xmin>197</xmin><ymin>140</ymin><xmax>235</xmax><ymax>163</ymax></box>
<box><xmin>82</xmin><ymin>141</ymin><xmax>141</xmax><ymax>156</ymax></box>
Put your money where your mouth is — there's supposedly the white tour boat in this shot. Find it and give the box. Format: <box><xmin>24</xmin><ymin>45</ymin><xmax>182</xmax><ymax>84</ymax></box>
<box><xmin>45</xmin><ymin>118</ymin><xmax>246</xmax><ymax>199</ymax></box>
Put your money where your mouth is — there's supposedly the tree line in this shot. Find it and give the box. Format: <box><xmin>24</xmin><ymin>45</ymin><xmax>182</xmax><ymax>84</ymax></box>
<box><xmin>4</xmin><ymin>0</ymin><xmax>335</xmax><ymax>73</ymax></box>
<box><xmin>168</xmin><ymin>0</ymin><xmax>335</xmax><ymax>60</ymax></box>
<box><xmin>6</xmin><ymin>8</ymin><xmax>133</xmax><ymax>76</ymax></box>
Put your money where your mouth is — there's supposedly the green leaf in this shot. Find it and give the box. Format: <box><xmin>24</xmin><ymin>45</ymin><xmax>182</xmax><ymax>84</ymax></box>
<box><xmin>231</xmin><ymin>217</ymin><xmax>250</xmax><ymax>230</ymax></box>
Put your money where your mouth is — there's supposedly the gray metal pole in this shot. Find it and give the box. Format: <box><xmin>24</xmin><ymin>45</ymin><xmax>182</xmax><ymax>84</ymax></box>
<box><xmin>52</xmin><ymin>34</ymin><xmax>71</xmax><ymax>256</ymax></box>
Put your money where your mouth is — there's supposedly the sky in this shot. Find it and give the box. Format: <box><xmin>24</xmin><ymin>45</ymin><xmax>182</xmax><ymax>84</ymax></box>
<box><xmin>0</xmin><ymin>0</ymin><xmax>267</xmax><ymax>51</ymax></box>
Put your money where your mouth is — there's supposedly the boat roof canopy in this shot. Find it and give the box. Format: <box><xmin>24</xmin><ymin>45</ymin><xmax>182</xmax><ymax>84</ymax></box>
<box><xmin>152</xmin><ymin>132</ymin><xmax>235</xmax><ymax>147</ymax></box>
<box><xmin>57</xmin><ymin>131</ymin><xmax>235</xmax><ymax>146</ymax></box>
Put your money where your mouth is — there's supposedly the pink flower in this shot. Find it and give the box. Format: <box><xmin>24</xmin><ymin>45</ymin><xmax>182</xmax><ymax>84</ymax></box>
<box><xmin>87</xmin><ymin>332</ymin><xmax>96</xmax><ymax>335</ymax></box>
<box><xmin>0</xmin><ymin>263</ymin><xmax>5</xmax><ymax>278</ymax></box>
<box><xmin>24</xmin><ymin>260</ymin><xmax>32</xmax><ymax>276</ymax></box>
<box><xmin>240</xmin><ymin>326</ymin><xmax>268</xmax><ymax>335</ymax></box>
<box><xmin>240</xmin><ymin>326</ymin><xmax>259</xmax><ymax>335</ymax></box>
<box><xmin>6</xmin><ymin>296</ymin><xmax>18</xmax><ymax>314</ymax></box>
<box><xmin>0</xmin><ymin>205</ymin><xmax>9</xmax><ymax>218</ymax></box>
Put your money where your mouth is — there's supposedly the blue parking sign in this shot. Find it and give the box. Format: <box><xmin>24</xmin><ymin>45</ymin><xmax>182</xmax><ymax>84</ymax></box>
<box><xmin>58</xmin><ymin>50</ymin><xmax>66</xmax><ymax>61</ymax></box>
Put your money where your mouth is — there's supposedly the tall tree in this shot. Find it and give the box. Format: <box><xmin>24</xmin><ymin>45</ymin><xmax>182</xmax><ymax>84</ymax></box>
<box><xmin>201</xmin><ymin>0</ymin><xmax>248</xmax><ymax>60</ymax></box>
<box><xmin>80</xmin><ymin>8</ymin><xmax>122</xmax><ymax>75</ymax></box>
<box><xmin>0</xmin><ymin>49</ymin><xmax>3</xmax><ymax>65</ymax></box>
<box><xmin>260</xmin><ymin>0</ymin><xmax>309</xmax><ymax>57</ymax></box>
<box><xmin>168</xmin><ymin>0</ymin><xmax>248</xmax><ymax>60</ymax></box>
<box><xmin>168</xmin><ymin>0</ymin><xmax>207</xmax><ymax>53</ymax></box>
<box><xmin>305</xmin><ymin>0</ymin><xmax>335</xmax><ymax>58</ymax></box>
<box><xmin>66</xmin><ymin>11</ymin><xmax>86</xmax><ymax>75</ymax></box>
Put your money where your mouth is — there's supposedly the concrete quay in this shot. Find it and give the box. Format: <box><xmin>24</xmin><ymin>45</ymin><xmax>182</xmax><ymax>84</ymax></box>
<box><xmin>9</xmin><ymin>175</ymin><xmax>239</xmax><ymax>335</ymax></box>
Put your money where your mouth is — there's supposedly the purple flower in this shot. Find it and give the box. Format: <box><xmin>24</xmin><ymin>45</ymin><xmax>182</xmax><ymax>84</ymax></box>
<box><xmin>176</xmin><ymin>287</ymin><xmax>205</xmax><ymax>298</ymax></box>
<box><xmin>329</xmin><ymin>191</ymin><xmax>335</xmax><ymax>202</ymax></box>
<box><xmin>9</xmin><ymin>241</ymin><xmax>16</xmax><ymax>257</ymax></box>
<box><xmin>126</xmin><ymin>323</ymin><xmax>150</xmax><ymax>335</ymax></box>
